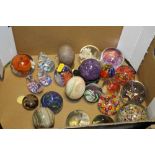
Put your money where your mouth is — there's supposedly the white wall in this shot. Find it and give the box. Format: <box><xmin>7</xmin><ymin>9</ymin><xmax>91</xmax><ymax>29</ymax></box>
<box><xmin>117</xmin><ymin>26</ymin><xmax>155</xmax><ymax>71</ymax></box>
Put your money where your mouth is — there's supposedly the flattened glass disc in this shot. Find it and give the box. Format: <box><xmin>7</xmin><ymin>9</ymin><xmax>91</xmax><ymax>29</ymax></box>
<box><xmin>66</xmin><ymin>110</ymin><xmax>90</xmax><ymax>127</ymax></box>
<box><xmin>117</xmin><ymin>104</ymin><xmax>148</xmax><ymax>122</ymax></box>
<box><xmin>120</xmin><ymin>80</ymin><xmax>146</xmax><ymax>104</ymax></box>
<box><xmin>100</xmin><ymin>48</ymin><xmax>124</xmax><ymax>69</ymax></box>
<box><xmin>79</xmin><ymin>45</ymin><xmax>100</xmax><ymax>63</ymax></box>
<box><xmin>22</xmin><ymin>94</ymin><xmax>38</xmax><ymax>110</ymax></box>
<box><xmin>10</xmin><ymin>54</ymin><xmax>35</xmax><ymax>77</ymax></box>
<box><xmin>41</xmin><ymin>91</ymin><xmax>63</xmax><ymax>114</ymax></box>
<box><xmin>92</xmin><ymin>115</ymin><xmax>114</xmax><ymax>124</ymax></box>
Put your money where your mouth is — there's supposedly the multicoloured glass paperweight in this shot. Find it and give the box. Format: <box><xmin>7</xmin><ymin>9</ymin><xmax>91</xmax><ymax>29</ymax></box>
<box><xmin>22</xmin><ymin>94</ymin><xmax>38</xmax><ymax>110</ymax></box>
<box><xmin>38</xmin><ymin>69</ymin><xmax>52</xmax><ymax>86</ymax></box>
<box><xmin>100</xmin><ymin>64</ymin><xmax>115</xmax><ymax>79</ymax></box>
<box><xmin>54</xmin><ymin>63</ymin><xmax>73</xmax><ymax>87</ymax></box>
<box><xmin>78</xmin><ymin>58</ymin><xmax>101</xmax><ymax>82</ymax></box>
<box><xmin>98</xmin><ymin>94</ymin><xmax>123</xmax><ymax>116</ymax></box>
<box><xmin>117</xmin><ymin>104</ymin><xmax>148</xmax><ymax>122</ymax></box>
<box><xmin>38</xmin><ymin>52</ymin><xmax>55</xmax><ymax>72</ymax></box>
<box><xmin>100</xmin><ymin>48</ymin><xmax>124</xmax><ymax>69</ymax></box>
<box><xmin>32</xmin><ymin>107</ymin><xmax>55</xmax><ymax>128</ymax></box>
<box><xmin>115</xmin><ymin>65</ymin><xmax>135</xmax><ymax>85</ymax></box>
<box><xmin>65</xmin><ymin>76</ymin><xmax>85</xmax><ymax>100</ymax></box>
<box><xmin>58</xmin><ymin>44</ymin><xmax>75</xmax><ymax>67</ymax></box>
<box><xmin>66</xmin><ymin>110</ymin><xmax>90</xmax><ymax>127</ymax></box>
<box><xmin>84</xmin><ymin>83</ymin><xmax>102</xmax><ymax>103</ymax></box>
<box><xmin>41</xmin><ymin>91</ymin><xmax>63</xmax><ymax>114</ymax></box>
<box><xmin>26</xmin><ymin>75</ymin><xmax>44</xmax><ymax>94</ymax></box>
<box><xmin>92</xmin><ymin>115</ymin><xmax>114</xmax><ymax>124</ymax></box>
<box><xmin>79</xmin><ymin>45</ymin><xmax>100</xmax><ymax>63</ymax></box>
<box><xmin>10</xmin><ymin>54</ymin><xmax>35</xmax><ymax>77</ymax></box>
<box><xmin>120</xmin><ymin>80</ymin><xmax>146</xmax><ymax>104</ymax></box>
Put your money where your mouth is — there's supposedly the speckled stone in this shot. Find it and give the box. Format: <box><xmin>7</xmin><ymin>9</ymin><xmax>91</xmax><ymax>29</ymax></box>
<box><xmin>41</xmin><ymin>91</ymin><xmax>63</xmax><ymax>114</ymax></box>
<box><xmin>65</xmin><ymin>76</ymin><xmax>86</xmax><ymax>100</ymax></box>
<box><xmin>32</xmin><ymin>107</ymin><xmax>55</xmax><ymax>129</ymax></box>
<box><xmin>78</xmin><ymin>59</ymin><xmax>101</xmax><ymax>82</ymax></box>
<box><xmin>22</xmin><ymin>94</ymin><xmax>38</xmax><ymax>110</ymax></box>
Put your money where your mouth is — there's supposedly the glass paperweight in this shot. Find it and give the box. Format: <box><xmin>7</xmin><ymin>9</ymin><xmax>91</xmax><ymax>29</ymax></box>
<box><xmin>38</xmin><ymin>52</ymin><xmax>55</xmax><ymax>72</ymax></box>
<box><xmin>66</xmin><ymin>110</ymin><xmax>90</xmax><ymax>128</ymax></box>
<box><xmin>100</xmin><ymin>48</ymin><xmax>124</xmax><ymax>69</ymax></box>
<box><xmin>22</xmin><ymin>94</ymin><xmax>38</xmax><ymax>110</ymax></box>
<box><xmin>78</xmin><ymin>58</ymin><xmax>101</xmax><ymax>82</ymax></box>
<box><xmin>120</xmin><ymin>80</ymin><xmax>146</xmax><ymax>104</ymax></box>
<box><xmin>115</xmin><ymin>65</ymin><xmax>135</xmax><ymax>85</ymax></box>
<box><xmin>79</xmin><ymin>45</ymin><xmax>100</xmax><ymax>63</ymax></box>
<box><xmin>100</xmin><ymin>64</ymin><xmax>115</xmax><ymax>79</ymax></box>
<box><xmin>10</xmin><ymin>54</ymin><xmax>35</xmax><ymax>77</ymax></box>
<box><xmin>26</xmin><ymin>75</ymin><xmax>44</xmax><ymax>94</ymax></box>
<box><xmin>54</xmin><ymin>63</ymin><xmax>73</xmax><ymax>87</ymax></box>
<box><xmin>65</xmin><ymin>76</ymin><xmax>85</xmax><ymax>100</ymax></box>
<box><xmin>84</xmin><ymin>83</ymin><xmax>102</xmax><ymax>103</ymax></box>
<box><xmin>38</xmin><ymin>69</ymin><xmax>52</xmax><ymax>86</ymax></box>
<box><xmin>92</xmin><ymin>115</ymin><xmax>114</xmax><ymax>124</ymax></box>
<box><xmin>41</xmin><ymin>91</ymin><xmax>63</xmax><ymax>114</ymax></box>
<box><xmin>117</xmin><ymin>104</ymin><xmax>148</xmax><ymax>122</ymax></box>
<box><xmin>32</xmin><ymin>107</ymin><xmax>55</xmax><ymax>128</ymax></box>
<box><xmin>98</xmin><ymin>94</ymin><xmax>123</xmax><ymax>116</ymax></box>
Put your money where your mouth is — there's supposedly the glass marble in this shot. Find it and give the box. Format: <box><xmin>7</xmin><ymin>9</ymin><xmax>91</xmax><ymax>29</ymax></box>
<box><xmin>120</xmin><ymin>80</ymin><xmax>146</xmax><ymax>104</ymax></box>
<box><xmin>54</xmin><ymin>63</ymin><xmax>73</xmax><ymax>87</ymax></box>
<box><xmin>58</xmin><ymin>45</ymin><xmax>75</xmax><ymax>67</ymax></box>
<box><xmin>26</xmin><ymin>75</ymin><xmax>44</xmax><ymax>94</ymax></box>
<box><xmin>38</xmin><ymin>69</ymin><xmax>52</xmax><ymax>86</ymax></box>
<box><xmin>32</xmin><ymin>107</ymin><xmax>55</xmax><ymax>128</ymax></box>
<box><xmin>115</xmin><ymin>65</ymin><xmax>135</xmax><ymax>85</ymax></box>
<box><xmin>98</xmin><ymin>94</ymin><xmax>123</xmax><ymax>116</ymax></box>
<box><xmin>41</xmin><ymin>91</ymin><xmax>63</xmax><ymax>114</ymax></box>
<box><xmin>22</xmin><ymin>94</ymin><xmax>38</xmax><ymax>110</ymax></box>
<box><xmin>79</xmin><ymin>45</ymin><xmax>100</xmax><ymax>63</ymax></box>
<box><xmin>100</xmin><ymin>64</ymin><xmax>115</xmax><ymax>79</ymax></box>
<box><xmin>10</xmin><ymin>54</ymin><xmax>35</xmax><ymax>77</ymax></box>
<box><xmin>117</xmin><ymin>104</ymin><xmax>148</xmax><ymax>122</ymax></box>
<box><xmin>66</xmin><ymin>110</ymin><xmax>90</xmax><ymax>127</ymax></box>
<box><xmin>65</xmin><ymin>76</ymin><xmax>85</xmax><ymax>100</ymax></box>
<box><xmin>92</xmin><ymin>115</ymin><xmax>114</xmax><ymax>124</ymax></box>
<box><xmin>78</xmin><ymin>58</ymin><xmax>101</xmax><ymax>82</ymax></box>
<box><xmin>100</xmin><ymin>48</ymin><xmax>124</xmax><ymax>69</ymax></box>
<box><xmin>38</xmin><ymin>52</ymin><xmax>55</xmax><ymax>72</ymax></box>
<box><xmin>84</xmin><ymin>83</ymin><xmax>102</xmax><ymax>103</ymax></box>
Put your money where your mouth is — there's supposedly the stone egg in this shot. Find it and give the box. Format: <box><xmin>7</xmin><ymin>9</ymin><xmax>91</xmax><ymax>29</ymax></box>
<box><xmin>58</xmin><ymin>44</ymin><xmax>75</xmax><ymax>67</ymax></box>
<box><xmin>78</xmin><ymin>58</ymin><xmax>101</xmax><ymax>82</ymax></box>
<box><xmin>32</xmin><ymin>107</ymin><xmax>55</xmax><ymax>129</ymax></box>
<box><xmin>65</xmin><ymin>76</ymin><xmax>85</xmax><ymax>100</ymax></box>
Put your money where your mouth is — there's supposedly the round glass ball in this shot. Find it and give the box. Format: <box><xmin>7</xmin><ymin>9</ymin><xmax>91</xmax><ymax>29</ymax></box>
<box><xmin>92</xmin><ymin>115</ymin><xmax>114</xmax><ymax>124</ymax></box>
<box><xmin>84</xmin><ymin>83</ymin><xmax>102</xmax><ymax>103</ymax></box>
<box><xmin>41</xmin><ymin>91</ymin><xmax>63</xmax><ymax>114</ymax></box>
<box><xmin>54</xmin><ymin>63</ymin><xmax>73</xmax><ymax>87</ymax></box>
<box><xmin>117</xmin><ymin>104</ymin><xmax>148</xmax><ymax>122</ymax></box>
<box><xmin>100</xmin><ymin>48</ymin><xmax>124</xmax><ymax>69</ymax></box>
<box><xmin>66</xmin><ymin>110</ymin><xmax>90</xmax><ymax>127</ymax></box>
<box><xmin>10</xmin><ymin>54</ymin><xmax>34</xmax><ymax>77</ymax></box>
